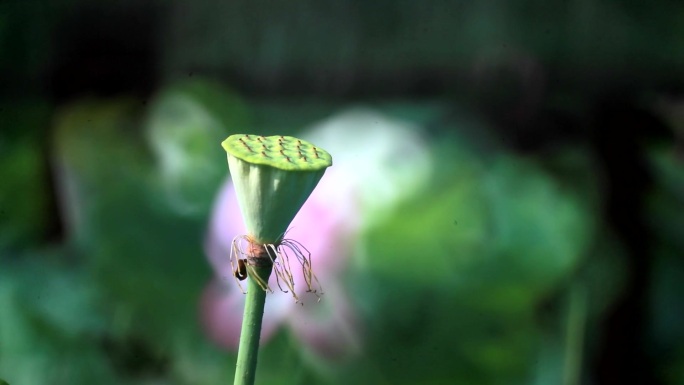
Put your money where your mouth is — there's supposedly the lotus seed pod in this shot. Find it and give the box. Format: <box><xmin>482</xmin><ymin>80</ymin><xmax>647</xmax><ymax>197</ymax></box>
<box><xmin>222</xmin><ymin>134</ymin><xmax>333</xmax><ymax>244</ymax></box>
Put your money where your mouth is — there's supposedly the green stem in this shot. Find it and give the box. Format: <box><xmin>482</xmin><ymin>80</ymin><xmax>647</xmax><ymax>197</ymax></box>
<box><xmin>234</xmin><ymin>264</ymin><xmax>273</xmax><ymax>385</ymax></box>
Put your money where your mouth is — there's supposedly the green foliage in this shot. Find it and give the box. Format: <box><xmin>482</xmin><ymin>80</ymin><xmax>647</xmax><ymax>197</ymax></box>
<box><xmin>0</xmin><ymin>101</ymin><xmax>52</xmax><ymax>250</ymax></box>
<box><xmin>0</xmin><ymin>250</ymin><xmax>115</xmax><ymax>385</ymax></box>
<box><xmin>0</xmin><ymin>95</ymin><xmax>638</xmax><ymax>384</ymax></box>
<box><xmin>647</xmin><ymin>144</ymin><xmax>684</xmax><ymax>384</ymax></box>
<box><xmin>146</xmin><ymin>79</ymin><xmax>250</xmax><ymax>215</ymax></box>
<box><xmin>647</xmin><ymin>145</ymin><xmax>684</xmax><ymax>251</ymax></box>
<box><xmin>364</xmin><ymin>142</ymin><xmax>594</xmax><ymax>311</ymax></box>
<box><xmin>47</xmin><ymin>97</ymin><xmax>230</xmax><ymax>383</ymax></box>
<box><xmin>350</xmin><ymin>137</ymin><xmax>597</xmax><ymax>385</ymax></box>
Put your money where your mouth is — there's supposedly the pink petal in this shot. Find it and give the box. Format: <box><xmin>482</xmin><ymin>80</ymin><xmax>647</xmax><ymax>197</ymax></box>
<box><xmin>286</xmin><ymin>281</ymin><xmax>362</xmax><ymax>360</ymax></box>
<box><xmin>284</xmin><ymin>205</ymin><xmax>364</xmax><ymax>359</ymax></box>
<box><xmin>286</xmin><ymin>198</ymin><xmax>354</xmax><ymax>275</ymax></box>
<box><xmin>205</xmin><ymin>179</ymin><xmax>246</xmax><ymax>279</ymax></box>
<box><xmin>199</xmin><ymin>278</ymin><xmax>292</xmax><ymax>350</ymax></box>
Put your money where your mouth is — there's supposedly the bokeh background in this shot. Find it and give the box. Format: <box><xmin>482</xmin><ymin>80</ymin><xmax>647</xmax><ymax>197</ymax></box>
<box><xmin>1</xmin><ymin>1</ymin><xmax>684</xmax><ymax>384</ymax></box>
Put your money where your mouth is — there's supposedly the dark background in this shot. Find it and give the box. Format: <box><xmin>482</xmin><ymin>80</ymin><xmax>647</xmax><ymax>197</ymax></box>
<box><xmin>1</xmin><ymin>1</ymin><xmax>683</xmax><ymax>384</ymax></box>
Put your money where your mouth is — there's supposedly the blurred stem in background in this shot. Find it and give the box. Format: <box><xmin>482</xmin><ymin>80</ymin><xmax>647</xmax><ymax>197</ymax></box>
<box><xmin>563</xmin><ymin>283</ymin><xmax>587</xmax><ymax>385</ymax></box>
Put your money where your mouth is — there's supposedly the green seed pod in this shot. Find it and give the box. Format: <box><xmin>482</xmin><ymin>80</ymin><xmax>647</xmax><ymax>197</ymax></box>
<box><xmin>222</xmin><ymin>134</ymin><xmax>333</xmax><ymax>244</ymax></box>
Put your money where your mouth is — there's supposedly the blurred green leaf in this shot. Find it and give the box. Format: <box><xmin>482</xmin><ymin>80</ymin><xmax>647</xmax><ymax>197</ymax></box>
<box><xmin>52</xmin><ymin>98</ymin><xmax>152</xmax><ymax>248</ymax></box>
<box><xmin>0</xmin><ymin>249</ymin><xmax>117</xmax><ymax>385</ymax></box>
<box><xmin>0</xmin><ymin>139</ymin><xmax>49</xmax><ymax>250</ymax></box>
<box><xmin>51</xmin><ymin>97</ymin><xmax>234</xmax><ymax>384</ymax></box>
<box><xmin>0</xmin><ymin>101</ymin><xmax>52</xmax><ymax>251</ymax></box>
<box><xmin>146</xmin><ymin>79</ymin><xmax>251</xmax><ymax>215</ymax></box>
<box><xmin>646</xmin><ymin>144</ymin><xmax>684</xmax><ymax>384</ymax></box>
<box><xmin>364</xmin><ymin>144</ymin><xmax>594</xmax><ymax>314</ymax></box>
<box><xmin>647</xmin><ymin>145</ymin><xmax>684</xmax><ymax>252</ymax></box>
<box><xmin>350</xmin><ymin>137</ymin><xmax>596</xmax><ymax>385</ymax></box>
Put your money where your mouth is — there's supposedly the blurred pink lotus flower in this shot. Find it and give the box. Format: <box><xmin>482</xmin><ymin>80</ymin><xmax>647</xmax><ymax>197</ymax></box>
<box><xmin>201</xmin><ymin>109</ymin><xmax>432</xmax><ymax>359</ymax></box>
